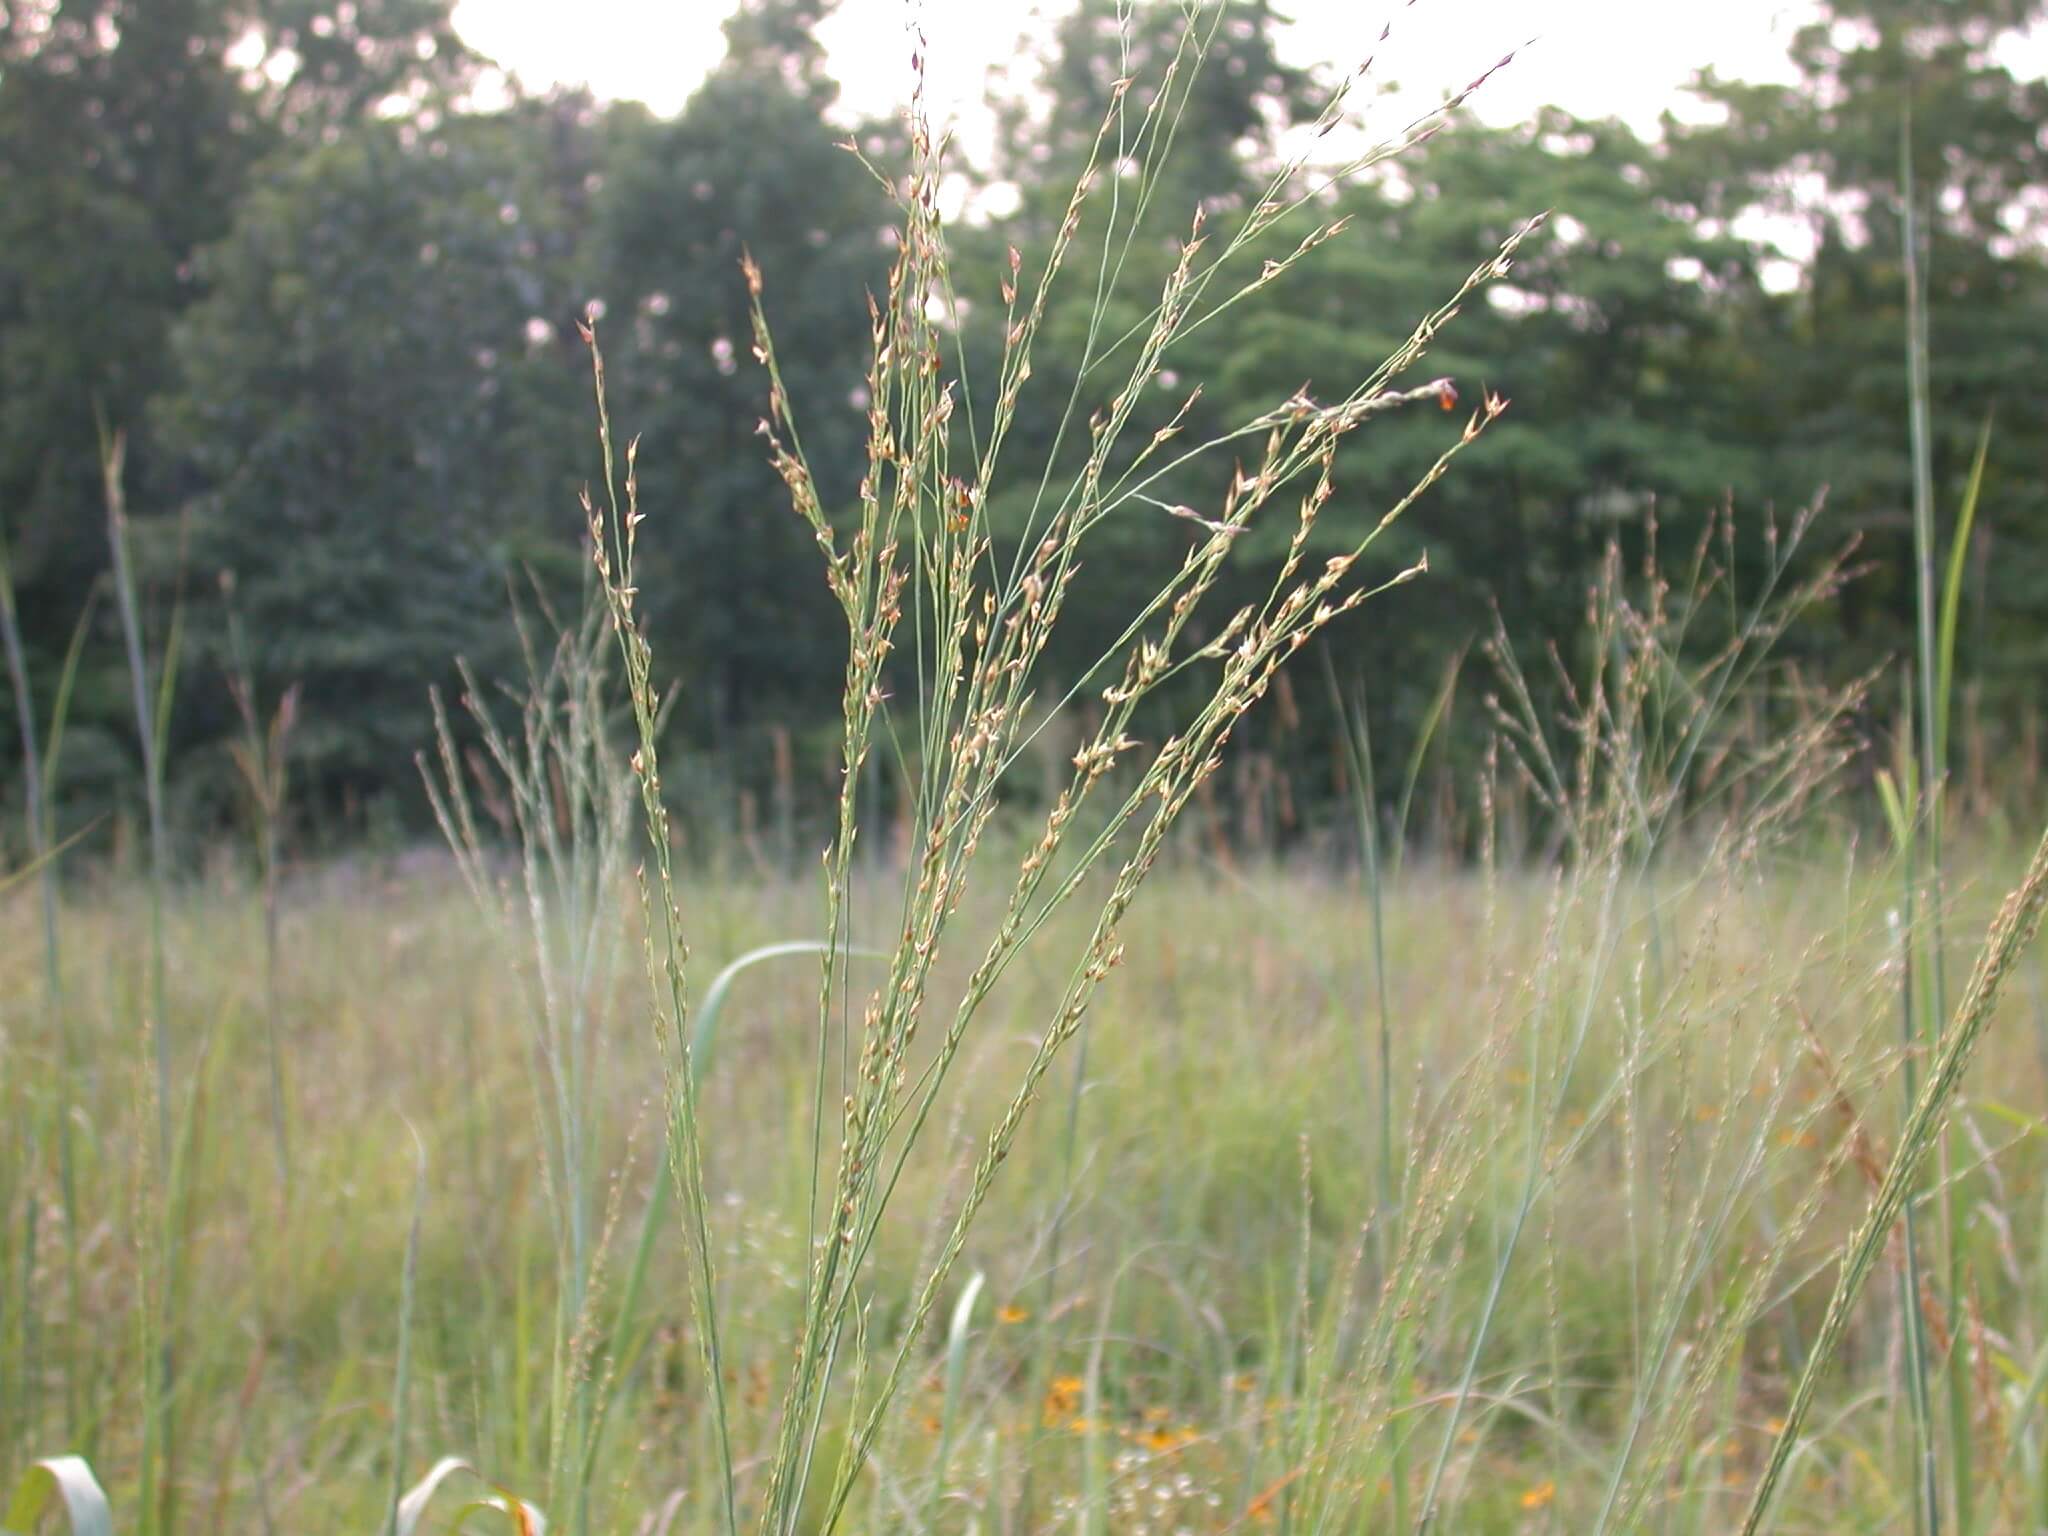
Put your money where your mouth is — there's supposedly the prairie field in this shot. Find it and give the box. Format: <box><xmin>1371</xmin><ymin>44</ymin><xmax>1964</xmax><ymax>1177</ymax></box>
<box><xmin>4</xmin><ymin>0</ymin><xmax>2045</xmax><ymax>1532</ymax></box>
<box><xmin>7</xmin><ymin>814</ymin><xmax>2048</xmax><ymax>1533</ymax></box>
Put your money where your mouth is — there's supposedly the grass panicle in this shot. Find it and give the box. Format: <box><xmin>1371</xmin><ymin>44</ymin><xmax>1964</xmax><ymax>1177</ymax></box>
<box><xmin>5</xmin><ymin>12</ymin><xmax>2046</xmax><ymax>1536</ymax></box>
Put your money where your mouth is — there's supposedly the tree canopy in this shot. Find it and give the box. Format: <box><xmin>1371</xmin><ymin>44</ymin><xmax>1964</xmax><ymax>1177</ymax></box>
<box><xmin>1</xmin><ymin>0</ymin><xmax>2041</xmax><ymax>850</ymax></box>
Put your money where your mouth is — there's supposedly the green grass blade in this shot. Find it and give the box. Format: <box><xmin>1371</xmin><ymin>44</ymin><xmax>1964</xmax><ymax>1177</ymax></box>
<box><xmin>2</xmin><ymin>1455</ymin><xmax>113</xmax><ymax>1536</ymax></box>
<box><xmin>385</xmin><ymin>1127</ymin><xmax>428</xmax><ymax>1536</ymax></box>
<box><xmin>151</xmin><ymin>592</ymin><xmax>185</xmax><ymax>775</ymax></box>
<box><xmin>40</xmin><ymin>587</ymin><xmax>100</xmax><ymax>829</ymax></box>
<box><xmin>0</xmin><ymin>529</ymin><xmax>41</xmax><ymax>842</ymax></box>
<box><xmin>1876</xmin><ymin>769</ymin><xmax>1913</xmax><ymax>850</ymax></box>
<box><xmin>1740</xmin><ymin>819</ymin><xmax>2048</xmax><ymax>1536</ymax></box>
<box><xmin>927</xmin><ymin>1270</ymin><xmax>984</xmax><ymax>1528</ymax></box>
<box><xmin>1934</xmin><ymin>418</ymin><xmax>1991</xmax><ymax>772</ymax></box>
<box><xmin>0</xmin><ymin>822</ymin><xmax>97</xmax><ymax>899</ymax></box>
<box><xmin>1392</xmin><ymin>642</ymin><xmax>1466</xmax><ymax>873</ymax></box>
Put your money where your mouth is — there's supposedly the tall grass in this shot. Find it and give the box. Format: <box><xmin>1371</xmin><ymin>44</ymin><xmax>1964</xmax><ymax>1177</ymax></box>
<box><xmin>413</xmin><ymin>575</ymin><xmax>849</xmax><ymax>1534</ymax></box>
<box><xmin>419</xmin><ymin>583</ymin><xmax>633</xmax><ymax>1536</ymax></box>
<box><xmin>0</xmin><ymin>528</ymin><xmax>95</xmax><ymax>1453</ymax></box>
<box><xmin>99</xmin><ymin>423</ymin><xmax>195</xmax><ymax>1536</ymax></box>
<box><xmin>578</xmin><ymin>11</ymin><xmax>1534</xmax><ymax>1528</ymax></box>
<box><xmin>9</xmin><ymin>13</ymin><xmax>2048</xmax><ymax>1536</ymax></box>
<box><xmin>7</xmin><ymin>771</ymin><xmax>2048</xmax><ymax>1530</ymax></box>
<box><xmin>1891</xmin><ymin>108</ymin><xmax>2000</xmax><ymax>1535</ymax></box>
<box><xmin>1741</xmin><ymin>821</ymin><xmax>2048</xmax><ymax>1536</ymax></box>
<box><xmin>222</xmin><ymin>582</ymin><xmax>300</xmax><ymax>1198</ymax></box>
<box><xmin>98</xmin><ymin>426</ymin><xmax>180</xmax><ymax>1170</ymax></box>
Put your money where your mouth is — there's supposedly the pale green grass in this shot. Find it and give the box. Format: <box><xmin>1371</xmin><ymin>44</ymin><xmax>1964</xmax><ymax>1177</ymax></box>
<box><xmin>5</xmin><ymin>833</ymin><xmax>2048</xmax><ymax>1532</ymax></box>
<box><xmin>4</xmin><ymin>14</ymin><xmax>2040</xmax><ymax>1534</ymax></box>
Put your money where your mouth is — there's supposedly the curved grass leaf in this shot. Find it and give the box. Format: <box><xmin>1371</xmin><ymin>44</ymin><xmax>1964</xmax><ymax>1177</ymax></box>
<box><xmin>1933</xmin><ymin>418</ymin><xmax>1992</xmax><ymax>772</ymax></box>
<box><xmin>3</xmin><ymin>1456</ymin><xmax>113</xmax><ymax>1536</ymax></box>
<box><xmin>394</xmin><ymin>1456</ymin><xmax>546</xmax><ymax>1536</ymax></box>
<box><xmin>926</xmin><ymin>1271</ymin><xmax>984</xmax><ymax>1527</ymax></box>
<box><xmin>690</xmin><ymin>941</ymin><xmax>879</xmax><ymax>1086</ymax></box>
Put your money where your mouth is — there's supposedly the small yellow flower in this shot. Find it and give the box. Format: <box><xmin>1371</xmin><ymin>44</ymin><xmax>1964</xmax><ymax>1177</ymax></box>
<box><xmin>1520</xmin><ymin>1479</ymin><xmax>1556</xmax><ymax>1511</ymax></box>
<box><xmin>997</xmin><ymin>1303</ymin><xmax>1030</xmax><ymax>1325</ymax></box>
<box><xmin>1042</xmin><ymin>1374</ymin><xmax>1086</xmax><ymax>1427</ymax></box>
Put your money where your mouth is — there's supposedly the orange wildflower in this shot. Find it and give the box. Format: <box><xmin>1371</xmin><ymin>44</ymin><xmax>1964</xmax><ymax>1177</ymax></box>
<box><xmin>1042</xmin><ymin>1374</ymin><xmax>1086</xmax><ymax>1427</ymax></box>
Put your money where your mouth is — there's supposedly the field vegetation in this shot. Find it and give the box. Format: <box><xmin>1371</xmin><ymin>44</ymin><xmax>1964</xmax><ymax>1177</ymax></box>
<box><xmin>4</xmin><ymin>1</ymin><xmax>2048</xmax><ymax>1534</ymax></box>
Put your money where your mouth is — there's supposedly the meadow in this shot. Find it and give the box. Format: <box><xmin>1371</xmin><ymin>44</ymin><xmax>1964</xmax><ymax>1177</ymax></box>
<box><xmin>7</xmin><ymin>802</ymin><xmax>2048</xmax><ymax>1534</ymax></box>
<box><xmin>5</xmin><ymin>7</ymin><xmax>2047</xmax><ymax>1535</ymax></box>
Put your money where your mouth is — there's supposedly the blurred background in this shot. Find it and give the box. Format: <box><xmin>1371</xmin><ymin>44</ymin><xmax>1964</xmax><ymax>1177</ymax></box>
<box><xmin>2</xmin><ymin>0</ymin><xmax>2043</xmax><ymax>860</ymax></box>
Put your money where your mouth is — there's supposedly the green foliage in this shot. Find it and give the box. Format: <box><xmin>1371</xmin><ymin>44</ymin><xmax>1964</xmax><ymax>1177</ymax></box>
<box><xmin>586</xmin><ymin>54</ymin><xmax>889</xmax><ymax>754</ymax></box>
<box><xmin>0</xmin><ymin>0</ymin><xmax>476</xmax><ymax>827</ymax></box>
<box><xmin>157</xmin><ymin>104</ymin><xmax>602</xmax><ymax>797</ymax></box>
<box><xmin>1669</xmin><ymin>0</ymin><xmax>2048</xmax><ymax>719</ymax></box>
<box><xmin>1</xmin><ymin>0</ymin><xmax>2044</xmax><ymax>844</ymax></box>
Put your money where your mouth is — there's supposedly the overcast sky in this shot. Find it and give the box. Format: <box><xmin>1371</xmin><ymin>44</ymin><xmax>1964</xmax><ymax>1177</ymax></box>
<box><xmin>451</xmin><ymin>0</ymin><xmax>1837</xmax><ymax>139</ymax></box>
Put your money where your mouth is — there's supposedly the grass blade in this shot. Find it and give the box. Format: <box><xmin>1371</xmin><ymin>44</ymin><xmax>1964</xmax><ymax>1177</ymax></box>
<box><xmin>385</xmin><ymin>1127</ymin><xmax>428</xmax><ymax>1536</ymax></box>
<box><xmin>1934</xmin><ymin>418</ymin><xmax>1991</xmax><ymax>771</ymax></box>
<box><xmin>1740</xmin><ymin>819</ymin><xmax>2048</xmax><ymax>1536</ymax></box>
<box><xmin>927</xmin><ymin>1271</ymin><xmax>984</xmax><ymax>1528</ymax></box>
<box><xmin>3</xmin><ymin>1455</ymin><xmax>113</xmax><ymax>1536</ymax></box>
<box><xmin>394</xmin><ymin>1457</ymin><xmax>547</xmax><ymax>1536</ymax></box>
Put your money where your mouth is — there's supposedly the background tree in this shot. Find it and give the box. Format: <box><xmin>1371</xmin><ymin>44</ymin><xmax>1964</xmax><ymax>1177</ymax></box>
<box><xmin>0</xmin><ymin>0</ymin><xmax>478</xmax><ymax>821</ymax></box>
<box><xmin>0</xmin><ymin>0</ymin><xmax>261</xmax><ymax>798</ymax></box>
<box><xmin>155</xmin><ymin>104</ymin><xmax>601</xmax><ymax>807</ymax></box>
<box><xmin>585</xmin><ymin>0</ymin><xmax>890</xmax><ymax>778</ymax></box>
<box><xmin>1</xmin><ymin>0</ymin><xmax>2044</xmax><ymax>845</ymax></box>
<box><xmin>1669</xmin><ymin>0</ymin><xmax>2048</xmax><ymax>720</ymax></box>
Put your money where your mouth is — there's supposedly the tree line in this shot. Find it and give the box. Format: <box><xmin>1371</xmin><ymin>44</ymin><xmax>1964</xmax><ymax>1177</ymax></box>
<box><xmin>1</xmin><ymin>0</ymin><xmax>2043</xmax><ymax>856</ymax></box>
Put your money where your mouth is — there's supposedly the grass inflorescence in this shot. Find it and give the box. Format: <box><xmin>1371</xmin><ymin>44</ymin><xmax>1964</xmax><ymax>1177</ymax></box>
<box><xmin>2</xmin><ymin>10</ymin><xmax>2044</xmax><ymax>1536</ymax></box>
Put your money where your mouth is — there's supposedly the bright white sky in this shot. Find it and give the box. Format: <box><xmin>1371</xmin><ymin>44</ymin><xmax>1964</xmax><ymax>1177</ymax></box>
<box><xmin>451</xmin><ymin>0</ymin><xmax>1831</xmax><ymax>139</ymax></box>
